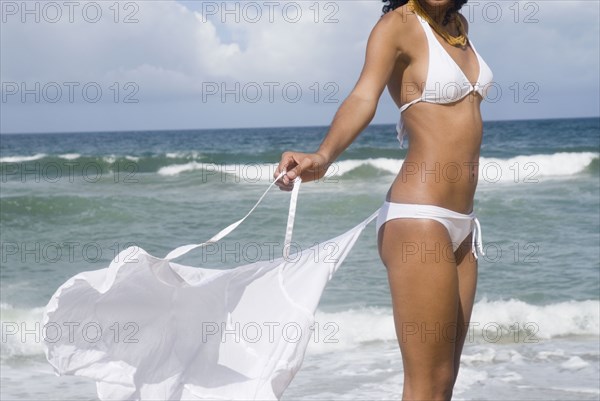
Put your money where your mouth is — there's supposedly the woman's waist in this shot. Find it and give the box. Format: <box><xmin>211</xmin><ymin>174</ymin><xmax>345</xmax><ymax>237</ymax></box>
<box><xmin>399</xmin><ymin>104</ymin><xmax>484</xmax><ymax>143</ymax></box>
<box><xmin>387</xmin><ymin>173</ymin><xmax>478</xmax><ymax>215</ymax></box>
<box><xmin>398</xmin><ymin>154</ymin><xmax>481</xmax><ymax>185</ymax></box>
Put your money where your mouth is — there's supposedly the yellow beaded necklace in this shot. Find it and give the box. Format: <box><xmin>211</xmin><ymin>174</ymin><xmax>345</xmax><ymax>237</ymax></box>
<box><xmin>408</xmin><ymin>0</ymin><xmax>467</xmax><ymax>47</ymax></box>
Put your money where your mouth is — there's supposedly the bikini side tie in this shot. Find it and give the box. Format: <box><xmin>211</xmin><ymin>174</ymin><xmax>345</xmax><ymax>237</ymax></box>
<box><xmin>471</xmin><ymin>217</ymin><xmax>485</xmax><ymax>260</ymax></box>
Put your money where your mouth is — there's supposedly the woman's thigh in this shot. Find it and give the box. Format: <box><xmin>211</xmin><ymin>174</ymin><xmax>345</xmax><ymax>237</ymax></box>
<box><xmin>378</xmin><ymin>218</ymin><xmax>460</xmax><ymax>378</ymax></box>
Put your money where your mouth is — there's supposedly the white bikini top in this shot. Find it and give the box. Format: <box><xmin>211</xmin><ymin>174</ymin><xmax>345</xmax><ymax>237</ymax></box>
<box><xmin>396</xmin><ymin>14</ymin><xmax>494</xmax><ymax>148</ymax></box>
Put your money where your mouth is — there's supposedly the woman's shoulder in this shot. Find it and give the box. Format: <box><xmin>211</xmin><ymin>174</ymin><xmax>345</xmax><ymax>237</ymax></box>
<box><xmin>379</xmin><ymin>3</ymin><xmax>417</xmax><ymax>28</ymax></box>
<box><xmin>374</xmin><ymin>4</ymin><xmax>421</xmax><ymax>51</ymax></box>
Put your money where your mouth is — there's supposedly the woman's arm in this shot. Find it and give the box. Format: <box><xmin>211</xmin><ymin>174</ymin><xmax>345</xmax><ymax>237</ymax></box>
<box><xmin>274</xmin><ymin>11</ymin><xmax>405</xmax><ymax>189</ymax></box>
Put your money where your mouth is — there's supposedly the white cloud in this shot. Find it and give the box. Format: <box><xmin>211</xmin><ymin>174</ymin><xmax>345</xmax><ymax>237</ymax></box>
<box><xmin>0</xmin><ymin>0</ymin><xmax>598</xmax><ymax>133</ymax></box>
<box><xmin>1</xmin><ymin>1</ymin><xmax>378</xmax><ymax>97</ymax></box>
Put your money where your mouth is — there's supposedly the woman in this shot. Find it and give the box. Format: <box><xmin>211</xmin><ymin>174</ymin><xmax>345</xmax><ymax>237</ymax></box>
<box><xmin>274</xmin><ymin>0</ymin><xmax>493</xmax><ymax>400</ymax></box>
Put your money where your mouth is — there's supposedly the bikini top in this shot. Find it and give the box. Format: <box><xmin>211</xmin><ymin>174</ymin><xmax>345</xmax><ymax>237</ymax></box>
<box><xmin>396</xmin><ymin>14</ymin><xmax>494</xmax><ymax>148</ymax></box>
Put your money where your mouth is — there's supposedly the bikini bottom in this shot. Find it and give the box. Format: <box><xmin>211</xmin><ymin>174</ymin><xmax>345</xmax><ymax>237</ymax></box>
<box><xmin>376</xmin><ymin>201</ymin><xmax>485</xmax><ymax>259</ymax></box>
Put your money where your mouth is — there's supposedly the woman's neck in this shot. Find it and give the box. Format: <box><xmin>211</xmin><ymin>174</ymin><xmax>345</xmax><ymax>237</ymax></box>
<box><xmin>415</xmin><ymin>0</ymin><xmax>452</xmax><ymax>25</ymax></box>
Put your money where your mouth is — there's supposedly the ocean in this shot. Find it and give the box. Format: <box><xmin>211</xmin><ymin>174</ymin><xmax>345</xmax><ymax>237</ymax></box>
<box><xmin>1</xmin><ymin>117</ymin><xmax>599</xmax><ymax>400</ymax></box>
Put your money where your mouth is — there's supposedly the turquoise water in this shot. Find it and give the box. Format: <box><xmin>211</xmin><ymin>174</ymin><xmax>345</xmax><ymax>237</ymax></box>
<box><xmin>1</xmin><ymin>117</ymin><xmax>599</xmax><ymax>399</ymax></box>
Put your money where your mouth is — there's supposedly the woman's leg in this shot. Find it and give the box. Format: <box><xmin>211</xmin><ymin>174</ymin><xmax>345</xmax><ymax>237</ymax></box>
<box><xmin>451</xmin><ymin>234</ymin><xmax>478</xmax><ymax>384</ymax></box>
<box><xmin>378</xmin><ymin>218</ymin><xmax>460</xmax><ymax>401</ymax></box>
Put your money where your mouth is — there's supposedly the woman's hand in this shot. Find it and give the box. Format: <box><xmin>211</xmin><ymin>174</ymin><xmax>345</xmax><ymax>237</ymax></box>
<box><xmin>273</xmin><ymin>151</ymin><xmax>330</xmax><ymax>191</ymax></box>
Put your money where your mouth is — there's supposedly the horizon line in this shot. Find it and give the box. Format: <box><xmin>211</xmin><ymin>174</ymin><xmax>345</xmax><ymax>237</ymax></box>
<box><xmin>1</xmin><ymin>115</ymin><xmax>598</xmax><ymax>136</ymax></box>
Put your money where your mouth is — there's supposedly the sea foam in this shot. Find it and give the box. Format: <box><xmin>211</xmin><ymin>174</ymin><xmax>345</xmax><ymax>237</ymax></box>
<box><xmin>154</xmin><ymin>152</ymin><xmax>598</xmax><ymax>183</ymax></box>
<box><xmin>3</xmin><ymin>297</ymin><xmax>595</xmax><ymax>360</ymax></box>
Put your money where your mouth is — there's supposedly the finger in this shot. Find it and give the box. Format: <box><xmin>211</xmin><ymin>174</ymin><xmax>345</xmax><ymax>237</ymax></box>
<box><xmin>275</xmin><ymin>179</ymin><xmax>293</xmax><ymax>191</ymax></box>
<box><xmin>274</xmin><ymin>167</ymin><xmax>287</xmax><ymax>181</ymax></box>
<box><xmin>277</xmin><ymin>183</ymin><xmax>293</xmax><ymax>192</ymax></box>
<box><xmin>287</xmin><ymin>156</ymin><xmax>314</xmax><ymax>179</ymax></box>
<box><xmin>275</xmin><ymin>153</ymin><xmax>295</xmax><ymax>180</ymax></box>
<box><xmin>274</xmin><ymin>155</ymin><xmax>285</xmax><ymax>178</ymax></box>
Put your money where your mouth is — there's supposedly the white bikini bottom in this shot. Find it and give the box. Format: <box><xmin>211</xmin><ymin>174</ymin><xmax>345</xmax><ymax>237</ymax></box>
<box><xmin>376</xmin><ymin>201</ymin><xmax>485</xmax><ymax>259</ymax></box>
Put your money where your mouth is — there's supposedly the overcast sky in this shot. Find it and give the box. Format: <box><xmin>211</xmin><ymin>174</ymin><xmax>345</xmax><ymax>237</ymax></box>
<box><xmin>1</xmin><ymin>0</ymin><xmax>598</xmax><ymax>134</ymax></box>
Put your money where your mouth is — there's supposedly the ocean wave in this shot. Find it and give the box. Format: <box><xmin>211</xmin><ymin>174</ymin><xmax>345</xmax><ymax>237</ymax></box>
<box><xmin>155</xmin><ymin>152</ymin><xmax>599</xmax><ymax>182</ymax></box>
<box><xmin>477</xmin><ymin>152</ymin><xmax>598</xmax><ymax>182</ymax></box>
<box><xmin>0</xmin><ymin>154</ymin><xmax>197</xmax><ymax>176</ymax></box>
<box><xmin>158</xmin><ymin>152</ymin><xmax>599</xmax><ymax>183</ymax></box>
<box><xmin>0</xmin><ymin>303</ymin><xmax>47</xmax><ymax>359</ymax></box>
<box><xmin>331</xmin><ymin>153</ymin><xmax>599</xmax><ymax>182</ymax></box>
<box><xmin>58</xmin><ymin>153</ymin><xmax>81</xmax><ymax>160</ymax></box>
<box><xmin>154</xmin><ymin>159</ymin><xmax>395</xmax><ymax>178</ymax></box>
<box><xmin>470</xmin><ymin>298</ymin><xmax>600</xmax><ymax>340</ymax></box>
<box><xmin>2</xmin><ymin>299</ymin><xmax>597</xmax><ymax>360</ymax></box>
<box><xmin>308</xmin><ymin>298</ymin><xmax>599</xmax><ymax>353</ymax></box>
<box><xmin>157</xmin><ymin>162</ymin><xmax>277</xmax><ymax>179</ymax></box>
<box><xmin>0</xmin><ymin>153</ymin><xmax>46</xmax><ymax>163</ymax></box>
<box><xmin>158</xmin><ymin>161</ymin><xmax>215</xmax><ymax>176</ymax></box>
<box><xmin>1</xmin><ymin>152</ymin><xmax>597</xmax><ymax>181</ymax></box>
<box><xmin>165</xmin><ymin>151</ymin><xmax>202</xmax><ymax>159</ymax></box>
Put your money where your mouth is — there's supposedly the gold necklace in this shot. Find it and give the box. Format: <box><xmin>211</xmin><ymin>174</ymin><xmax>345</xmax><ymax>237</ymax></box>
<box><xmin>408</xmin><ymin>0</ymin><xmax>467</xmax><ymax>47</ymax></box>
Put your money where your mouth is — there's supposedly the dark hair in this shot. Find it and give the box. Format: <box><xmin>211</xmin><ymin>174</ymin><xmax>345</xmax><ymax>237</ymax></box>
<box><xmin>382</xmin><ymin>0</ymin><xmax>468</xmax><ymax>25</ymax></box>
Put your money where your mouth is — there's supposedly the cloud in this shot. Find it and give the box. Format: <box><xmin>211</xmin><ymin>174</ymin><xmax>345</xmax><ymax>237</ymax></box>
<box><xmin>0</xmin><ymin>0</ymin><xmax>598</xmax><ymax>133</ymax></box>
<box><xmin>1</xmin><ymin>1</ymin><xmax>379</xmax><ymax>98</ymax></box>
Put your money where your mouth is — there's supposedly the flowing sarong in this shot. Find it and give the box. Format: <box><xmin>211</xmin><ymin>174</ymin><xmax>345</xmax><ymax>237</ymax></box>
<box><xmin>43</xmin><ymin>172</ymin><xmax>379</xmax><ymax>400</ymax></box>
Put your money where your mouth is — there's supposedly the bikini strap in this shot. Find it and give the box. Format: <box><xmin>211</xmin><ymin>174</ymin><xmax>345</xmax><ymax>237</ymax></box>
<box><xmin>165</xmin><ymin>170</ymin><xmax>380</xmax><ymax>262</ymax></box>
<box><xmin>283</xmin><ymin>175</ymin><xmax>301</xmax><ymax>259</ymax></box>
<box><xmin>165</xmin><ymin>170</ymin><xmax>298</xmax><ymax>260</ymax></box>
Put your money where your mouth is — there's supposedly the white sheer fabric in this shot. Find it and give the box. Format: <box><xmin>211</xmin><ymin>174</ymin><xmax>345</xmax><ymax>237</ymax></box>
<box><xmin>43</xmin><ymin>172</ymin><xmax>379</xmax><ymax>400</ymax></box>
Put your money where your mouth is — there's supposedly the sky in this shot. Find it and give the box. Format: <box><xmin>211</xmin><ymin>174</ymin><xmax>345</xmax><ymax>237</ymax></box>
<box><xmin>1</xmin><ymin>0</ymin><xmax>599</xmax><ymax>134</ymax></box>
